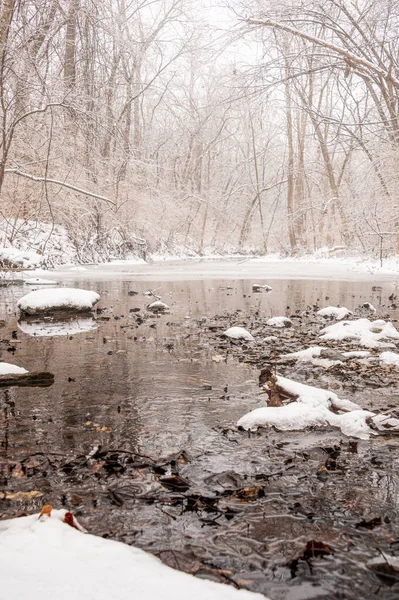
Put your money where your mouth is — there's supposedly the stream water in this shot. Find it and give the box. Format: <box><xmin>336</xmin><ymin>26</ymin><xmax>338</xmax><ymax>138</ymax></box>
<box><xmin>1</xmin><ymin>259</ymin><xmax>399</xmax><ymax>600</ymax></box>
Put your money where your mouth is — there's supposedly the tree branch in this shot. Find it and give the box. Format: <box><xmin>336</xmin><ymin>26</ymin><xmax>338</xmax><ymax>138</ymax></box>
<box><xmin>244</xmin><ymin>18</ymin><xmax>399</xmax><ymax>89</ymax></box>
<box><xmin>4</xmin><ymin>169</ymin><xmax>115</xmax><ymax>205</ymax></box>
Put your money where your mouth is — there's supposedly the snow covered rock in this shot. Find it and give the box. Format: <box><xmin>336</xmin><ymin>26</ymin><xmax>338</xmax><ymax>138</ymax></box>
<box><xmin>24</xmin><ymin>278</ymin><xmax>58</xmax><ymax>285</ymax></box>
<box><xmin>18</xmin><ymin>288</ymin><xmax>100</xmax><ymax>316</ymax></box>
<box><xmin>0</xmin><ymin>247</ymin><xmax>43</xmax><ymax>269</ymax></box>
<box><xmin>0</xmin><ymin>362</ymin><xmax>28</xmax><ymax>375</ymax></box>
<box><xmin>379</xmin><ymin>351</ymin><xmax>399</xmax><ymax>367</ymax></box>
<box><xmin>0</xmin><ymin>510</ymin><xmax>265</xmax><ymax>600</ymax></box>
<box><xmin>266</xmin><ymin>316</ymin><xmax>292</xmax><ymax>328</ymax></box>
<box><xmin>362</xmin><ymin>302</ymin><xmax>376</xmax><ymax>313</ymax></box>
<box><xmin>223</xmin><ymin>326</ymin><xmax>255</xmax><ymax>341</ymax></box>
<box><xmin>320</xmin><ymin>318</ymin><xmax>399</xmax><ymax>349</ymax></box>
<box><xmin>317</xmin><ymin>306</ymin><xmax>352</xmax><ymax>320</ymax></box>
<box><xmin>252</xmin><ymin>284</ymin><xmax>272</xmax><ymax>292</ymax></box>
<box><xmin>147</xmin><ymin>300</ymin><xmax>170</xmax><ymax>312</ymax></box>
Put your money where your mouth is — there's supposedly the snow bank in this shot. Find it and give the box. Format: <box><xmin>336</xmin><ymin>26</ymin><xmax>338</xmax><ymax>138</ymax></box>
<box><xmin>266</xmin><ymin>316</ymin><xmax>292</xmax><ymax>328</ymax></box>
<box><xmin>320</xmin><ymin>318</ymin><xmax>399</xmax><ymax>348</ymax></box>
<box><xmin>18</xmin><ymin>288</ymin><xmax>100</xmax><ymax>315</ymax></box>
<box><xmin>317</xmin><ymin>306</ymin><xmax>352</xmax><ymax>320</ymax></box>
<box><xmin>379</xmin><ymin>351</ymin><xmax>399</xmax><ymax>366</ymax></box>
<box><xmin>18</xmin><ymin>317</ymin><xmax>100</xmax><ymax>338</ymax></box>
<box><xmin>0</xmin><ymin>247</ymin><xmax>43</xmax><ymax>269</ymax></box>
<box><xmin>223</xmin><ymin>326</ymin><xmax>255</xmax><ymax>341</ymax></box>
<box><xmin>0</xmin><ymin>362</ymin><xmax>28</xmax><ymax>375</ymax></box>
<box><xmin>0</xmin><ymin>510</ymin><xmax>265</xmax><ymax>600</ymax></box>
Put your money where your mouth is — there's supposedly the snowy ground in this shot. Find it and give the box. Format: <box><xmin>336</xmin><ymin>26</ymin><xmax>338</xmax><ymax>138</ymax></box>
<box><xmin>0</xmin><ymin>510</ymin><xmax>265</xmax><ymax>600</ymax></box>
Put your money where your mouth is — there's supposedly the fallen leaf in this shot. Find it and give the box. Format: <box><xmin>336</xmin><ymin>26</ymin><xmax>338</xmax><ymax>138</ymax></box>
<box><xmin>38</xmin><ymin>504</ymin><xmax>53</xmax><ymax>519</ymax></box>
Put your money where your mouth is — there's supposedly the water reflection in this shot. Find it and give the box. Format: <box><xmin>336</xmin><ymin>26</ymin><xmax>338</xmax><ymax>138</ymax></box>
<box><xmin>18</xmin><ymin>317</ymin><xmax>100</xmax><ymax>337</ymax></box>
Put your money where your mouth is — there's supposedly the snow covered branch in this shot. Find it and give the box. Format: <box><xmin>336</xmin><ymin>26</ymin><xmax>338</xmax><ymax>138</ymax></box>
<box><xmin>4</xmin><ymin>169</ymin><xmax>115</xmax><ymax>206</ymax></box>
<box><xmin>244</xmin><ymin>18</ymin><xmax>399</xmax><ymax>89</ymax></box>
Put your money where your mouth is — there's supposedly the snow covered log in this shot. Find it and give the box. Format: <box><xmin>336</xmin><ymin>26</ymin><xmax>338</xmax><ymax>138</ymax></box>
<box><xmin>18</xmin><ymin>288</ymin><xmax>100</xmax><ymax>316</ymax></box>
<box><xmin>0</xmin><ymin>509</ymin><xmax>266</xmax><ymax>600</ymax></box>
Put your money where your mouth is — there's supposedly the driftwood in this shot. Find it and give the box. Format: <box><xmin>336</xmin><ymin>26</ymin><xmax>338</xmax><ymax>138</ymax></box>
<box><xmin>0</xmin><ymin>371</ymin><xmax>55</xmax><ymax>387</ymax></box>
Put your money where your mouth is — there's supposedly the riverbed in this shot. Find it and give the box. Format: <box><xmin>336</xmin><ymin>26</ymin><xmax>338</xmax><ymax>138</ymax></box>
<box><xmin>1</xmin><ymin>259</ymin><xmax>399</xmax><ymax>600</ymax></box>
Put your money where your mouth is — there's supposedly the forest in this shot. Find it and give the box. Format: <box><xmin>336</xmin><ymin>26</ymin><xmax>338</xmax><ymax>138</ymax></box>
<box><xmin>0</xmin><ymin>0</ymin><xmax>398</xmax><ymax>261</ymax></box>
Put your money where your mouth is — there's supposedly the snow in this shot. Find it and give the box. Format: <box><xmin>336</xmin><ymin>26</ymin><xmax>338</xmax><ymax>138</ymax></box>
<box><xmin>223</xmin><ymin>326</ymin><xmax>255</xmax><ymax>341</ymax></box>
<box><xmin>0</xmin><ymin>510</ymin><xmax>265</xmax><ymax>600</ymax></box>
<box><xmin>280</xmin><ymin>346</ymin><xmax>324</xmax><ymax>361</ymax></box>
<box><xmin>237</xmin><ymin>399</ymin><xmax>378</xmax><ymax>440</ymax></box>
<box><xmin>147</xmin><ymin>300</ymin><xmax>170</xmax><ymax>311</ymax></box>
<box><xmin>337</xmin><ymin>410</ymin><xmax>376</xmax><ymax>439</ymax></box>
<box><xmin>18</xmin><ymin>317</ymin><xmax>100</xmax><ymax>338</ymax></box>
<box><xmin>317</xmin><ymin>306</ymin><xmax>352</xmax><ymax>320</ymax></box>
<box><xmin>17</xmin><ymin>288</ymin><xmax>100</xmax><ymax>315</ymax></box>
<box><xmin>379</xmin><ymin>351</ymin><xmax>399</xmax><ymax>366</ymax></box>
<box><xmin>320</xmin><ymin>318</ymin><xmax>399</xmax><ymax>348</ymax></box>
<box><xmin>266</xmin><ymin>316</ymin><xmax>293</xmax><ymax>328</ymax></box>
<box><xmin>342</xmin><ymin>351</ymin><xmax>371</xmax><ymax>358</ymax></box>
<box><xmin>0</xmin><ymin>362</ymin><xmax>28</xmax><ymax>375</ymax></box>
<box><xmin>24</xmin><ymin>278</ymin><xmax>58</xmax><ymax>285</ymax></box>
<box><xmin>362</xmin><ymin>302</ymin><xmax>376</xmax><ymax>312</ymax></box>
<box><xmin>237</xmin><ymin>402</ymin><xmax>334</xmax><ymax>432</ymax></box>
<box><xmin>0</xmin><ymin>247</ymin><xmax>43</xmax><ymax>268</ymax></box>
<box><xmin>269</xmin><ymin>374</ymin><xmax>361</xmax><ymax>412</ymax></box>
<box><xmin>68</xmin><ymin>266</ymin><xmax>88</xmax><ymax>271</ymax></box>
<box><xmin>240</xmin><ymin>371</ymin><xmax>399</xmax><ymax>439</ymax></box>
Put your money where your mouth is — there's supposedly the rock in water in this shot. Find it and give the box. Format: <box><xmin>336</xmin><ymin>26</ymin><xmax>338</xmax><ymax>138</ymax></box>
<box><xmin>223</xmin><ymin>326</ymin><xmax>255</xmax><ymax>341</ymax></box>
<box><xmin>18</xmin><ymin>288</ymin><xmax>100</xmax><ymax>316</ymax></box>
<box><xmin>147</xmin><ymin>300</ymin><xmax>169</xmax><ymax>312</ymax></box>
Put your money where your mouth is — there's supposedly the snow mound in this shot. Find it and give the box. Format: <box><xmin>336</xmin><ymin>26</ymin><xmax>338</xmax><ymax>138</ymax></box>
<box><xmin>24</xmin><ymin>278</ymin><xmax>58</xmax><ymax>285</ymax></box>
<box><xmin>0</xmin><ymin>362</ymin><xmax>28</xmax><ymax>375</ymax></box>
<box><xmin>266</xmin><ymin>316</ymin><xmax>292</xmax><ymax>328</ymax></box>
<box><xmin>0</xmin><ymin>510</ymin><xmax>265</xmax><ymax>600</ymax></box>
<box><xmin>0</xmin><ymin>247</ymin><xmax>43</xmax><ymax>269</ymax></box>
<box><xmin>223</xmin><ymin>326</ymin><xmax>255</xmax><ymax>341</ymax></box>
<box><xmin>18</xmin><ymin>288</ymin><xmax>100</xmax><ymax>315</ymax></box>
<box><xmin>237</xmin><ymin>402</ymin><xmax>333</xmax><ymax>432</ymax></box>
<box><xmin>320</xmin><ymin>318</ymin><xmax>399</xmax><ymax>348</ymax></box>
<box><xmin>18</xmin><ymin>317</ymin><xmax>100</xmax><ymax>338</ymax></box>
<box><xmin>280</xmin><ymin>346</ymin><xmax>325</xmax><ymax>361</ymax></box>
<box><xmin>317</xmin><ymin>306</ymin><xmax>352</xmax><ymax>320</ymax></box>
<box><xmin>379</xmin><ymin>351</ymin><xmax>399</xmax><ymax>366</ymax></box>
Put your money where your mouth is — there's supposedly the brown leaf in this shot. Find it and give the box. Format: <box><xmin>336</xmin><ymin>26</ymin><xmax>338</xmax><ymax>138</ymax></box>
<box><xmin>64</xmin><ymin>511</ymin><xmax>78</xmax><ymax>529</ymax></box>
<box><xmin>38</xmin><ymin>504</ymin><xmax>53</xmax><ymax>519</ymax></box>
